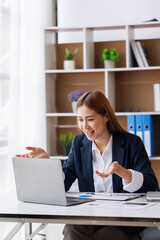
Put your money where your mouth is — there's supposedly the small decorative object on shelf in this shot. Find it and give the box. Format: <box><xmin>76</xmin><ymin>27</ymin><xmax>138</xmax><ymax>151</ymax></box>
<box><xmin>64</xmin><ymin>48</ymin><xmax>78</xmax><ymax>70</ymax></box>
<box><xmin>101</xmin><ymin>48</ymin><xmax>119</xmax><ymax>68</ymax></box>
<box><xmin>68</xmin><ymin>90</ymin><xmax>84</xmax><ymax>112</ymax></box>
<box><xmin>59</xmin><ymin>132</ymin><xmax>75</xmax><ymax>156</ymax></box>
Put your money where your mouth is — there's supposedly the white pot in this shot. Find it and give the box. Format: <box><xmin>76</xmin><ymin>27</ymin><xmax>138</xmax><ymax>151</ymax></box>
<box><xmin>64</xmin><ymin>60</ymin><xmax>75</xmax><ymax>70</ymax></box>
<box><xmin>104</xmin><ymin>60</ymin><xmax>115</xmax><ymax>68</ymax></box>
<box><xmin>71</xmin><ymin>101</ymin><xmax>77</xmax><ymax>113</ymax></box>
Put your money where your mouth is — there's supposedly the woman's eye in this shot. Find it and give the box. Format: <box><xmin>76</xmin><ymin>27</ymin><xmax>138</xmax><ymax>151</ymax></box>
<box><xmin>78</xmin><ymin>118</ymin><xmax>83</xmax><ymax>122</ymax></box>
<box><xmin>88</xmin><ymin>118</ymin><xmax>94</xmax><ymax>121</ymax></box>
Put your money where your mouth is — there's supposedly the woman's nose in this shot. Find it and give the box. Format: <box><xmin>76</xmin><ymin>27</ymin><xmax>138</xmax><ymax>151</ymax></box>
<box><xmin>83</xmin><ymin>121</ymin><xmax>89</xmax><ymax>129</ymax></box>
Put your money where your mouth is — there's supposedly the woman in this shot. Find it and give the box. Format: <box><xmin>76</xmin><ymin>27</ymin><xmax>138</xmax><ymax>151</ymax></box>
<box><xmin>17</xmin><ymin>90</ymin><xmax>158</xmax><ymax>240</ymax></box>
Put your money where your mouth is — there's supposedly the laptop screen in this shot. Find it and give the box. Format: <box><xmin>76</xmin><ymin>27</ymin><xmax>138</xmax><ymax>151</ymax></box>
<box><xmin>12</xmin><ymin>157</ymin><xmax>67</xmax><ymax>205</ymax></box>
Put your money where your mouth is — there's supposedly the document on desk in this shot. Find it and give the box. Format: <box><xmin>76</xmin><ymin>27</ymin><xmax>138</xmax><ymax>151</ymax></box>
<box><xmin>77</xmin><ymin>200</ymin><xmax>156</xmax><ymax>210</ymax></box>
<box><xmin>78</xmin><ymin>192</ymin><xmax>143</xmax><ymax>201</ymax></box>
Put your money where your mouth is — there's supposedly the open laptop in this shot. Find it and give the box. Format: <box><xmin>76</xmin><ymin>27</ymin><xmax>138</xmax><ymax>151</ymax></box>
<box><xmin>12</xmin><ymin>157</ymin><xmax>94</xmax><ymax>206</ymax></box>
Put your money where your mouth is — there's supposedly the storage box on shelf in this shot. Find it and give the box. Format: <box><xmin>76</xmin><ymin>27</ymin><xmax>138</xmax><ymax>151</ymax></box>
<box><xmin>45</xmin><ymin>23</ymin><xmax>160</xmax><ymax>184</ymax></box>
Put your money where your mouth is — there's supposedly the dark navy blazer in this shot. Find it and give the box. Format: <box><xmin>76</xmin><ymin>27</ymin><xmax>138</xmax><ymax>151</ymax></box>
<box><xmin>63</xmin><ymin>132</ymin><xmax>158</xmax><ymax>193</ymax></box>
<box><xmin>63</xmin><ymin>132</ymin><xmax>158</xmax><ymax>235</ymax></box>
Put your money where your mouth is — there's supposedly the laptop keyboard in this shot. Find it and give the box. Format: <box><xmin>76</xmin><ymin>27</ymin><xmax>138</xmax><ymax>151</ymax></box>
<box><xmin>66</xmin><ymin>196</ymin><xmax>94</xmax><ymax>206</ymax></box>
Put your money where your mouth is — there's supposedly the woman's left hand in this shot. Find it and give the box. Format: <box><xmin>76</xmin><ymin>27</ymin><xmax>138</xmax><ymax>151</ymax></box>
<box><xmin>96</xmin><ymin>161</ymin><xmax>119</xmax><ymax>178</ymax></box>
<box><xmin>96</xmin><ymin>161</ymin><xmax>132</xmax><ymax>183</ymax></box>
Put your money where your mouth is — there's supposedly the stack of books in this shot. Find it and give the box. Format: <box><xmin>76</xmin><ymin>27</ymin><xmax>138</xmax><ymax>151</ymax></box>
<box><xmin>130</xmin><ymin>41</ymin><xmax>151</xmax><ymax>67</ymax></box>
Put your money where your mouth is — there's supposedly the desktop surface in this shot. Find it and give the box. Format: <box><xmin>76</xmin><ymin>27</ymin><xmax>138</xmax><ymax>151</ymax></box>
<box><xmin>0</xmin><ymin>191</ymin><xmax>160</xmax><ymax>227</ymax></box>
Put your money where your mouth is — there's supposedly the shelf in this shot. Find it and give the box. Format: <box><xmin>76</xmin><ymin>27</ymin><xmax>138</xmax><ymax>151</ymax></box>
<box><xmin>46</xmin><ymin>113</ymin><xmax>77</xmax><ymax>117</ymax></box>
<box><xmin>116</xmin><ymin>112</ymin><xmax>160</xmax><ymax>116</ymax></box>
<box><xmin>45</xmin><ymin>27</ymin><xmax>84</xmax><ymax>32</ymax></box>
<box><xmin>45</xmin><ymin>22</ymin><xmax>160</xmax><ymax>178</ymax></box>
<box><xmin>45</xmin><ymin>22</ymin><xmax>160</xmax><ymax>32</ymax></box>
<box><xmin>150</xmin><ymin>156</ymin><xmax>160</xmax><ymax>161</ymax></box>
<box><xmin>111</xmin><ymin>66</ymin><xmax>160</xmax><ymax>71</ymax></box>
<box><xmin>45</xmin><ymin>69</ymin><xmax>106</xmax><ymax>73</ymax></box>
<box><xmin>45</xmin><ymin>67</ymin><xmax>160</xmax><ymax>74</ymax></box>
<box><xmin>45</xmin><ymin>25</ymin><xmax>126</xmax><ymax>32</ymax></box>
<box><xmin>130</xmin><ymin>22</ymin><xmax>160</xmax><ymax>29</ymax></box>
<box><xmin>58</xmin><ymin>125</ymin><xmax>77</xmax><ymax>128</ymax></box>
<box><xmin>46</xmin><ymin>112</ymin><xmax>160</xmax><ymax>117</ymax></box>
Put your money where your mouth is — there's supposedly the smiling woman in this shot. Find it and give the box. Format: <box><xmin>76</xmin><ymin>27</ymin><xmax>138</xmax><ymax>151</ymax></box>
<box><xmin>62</xmin><ymin>90</ymin><xmax>158</xmax><ymax>240</ymax></box>
<box><xmin>19</xmin><ymin>90</ymin><xmax>159</xmax><ymax>240</ymax></box>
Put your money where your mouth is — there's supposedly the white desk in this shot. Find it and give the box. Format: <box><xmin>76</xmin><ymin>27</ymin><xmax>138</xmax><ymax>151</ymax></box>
<box><xmin>1</xmin><ymin>192</ymin><xmax>160</xmax><ymax>239</ymax></box>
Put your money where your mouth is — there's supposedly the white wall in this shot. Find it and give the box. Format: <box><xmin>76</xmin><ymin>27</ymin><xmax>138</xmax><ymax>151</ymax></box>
<box><xmin>57</xmin><ymin>0</ymin><xmax>160</xmax><ymax>27</ymax></box>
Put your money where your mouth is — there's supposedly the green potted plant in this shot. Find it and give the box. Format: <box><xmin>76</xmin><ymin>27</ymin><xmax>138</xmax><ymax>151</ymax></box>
<box><xmin>101</xmin><ymin>48</ymin><xmax>119</xmax><ymax>68</ymax></box>
<box><xmin>64</xmin><ymin>48</ymin><xmax>78</xmax><ymax>70</ymax></box>
<box><xmin>59</xmin><ymin>132</ymin><xmax>75</xmax><ymax>156</ymax></box>
<box><xmin>68</xmin><ymin>90</ymin><xmax>84</xmax><ymax>112</ymax></box>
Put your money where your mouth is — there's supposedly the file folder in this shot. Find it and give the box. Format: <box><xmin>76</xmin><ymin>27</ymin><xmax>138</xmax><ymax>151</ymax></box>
<box><xmin>135</xmin><ymin>115</ymin><xmax>144</xmax><ymax>141</ymax></box>
<box><xmin>143</xmin><ymin>115</ymin><xmax>154</xmax><ymax>157</ymax></box>
<box><xmin>127</xmin><ymin>115</ymin><xmax>136</xmax><ymax>134</ymax></box>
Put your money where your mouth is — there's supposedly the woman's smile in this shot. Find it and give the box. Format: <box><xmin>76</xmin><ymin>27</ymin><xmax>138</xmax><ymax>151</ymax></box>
<box><xmin>85</xmin><ymin>130</ymin><xmax>94</xmax><ymax>137</ymax></box>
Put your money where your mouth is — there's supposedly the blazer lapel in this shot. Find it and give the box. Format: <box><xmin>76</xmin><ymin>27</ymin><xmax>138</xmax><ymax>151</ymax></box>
<box><xmin>112</xmin><ymin>133</ymin><xmax>125</xmax><ymax>192</ymax></box>
<box><xmin>81</xmin><ymin>137</ymin><xmax>95</xmax><ymax>191</ymax></box>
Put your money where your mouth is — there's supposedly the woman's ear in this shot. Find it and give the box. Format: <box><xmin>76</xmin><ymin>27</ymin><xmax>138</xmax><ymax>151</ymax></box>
<box><xmin>105</xmin><ymin>114</ymin><xmax>109</xmax><ymax>122</ymax></box>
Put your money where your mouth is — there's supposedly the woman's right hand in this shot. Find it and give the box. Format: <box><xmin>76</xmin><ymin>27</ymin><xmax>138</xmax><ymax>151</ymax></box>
<box><xmin>16</xmin><ymin>146</ymin><xmax>50</xmax><ymax>158</ymax></box>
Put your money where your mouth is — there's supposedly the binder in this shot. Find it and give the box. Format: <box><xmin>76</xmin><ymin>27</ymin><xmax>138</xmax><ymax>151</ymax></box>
<box><xmin>127</xmin><ymin>115</ymin><xmax>136</xmax><ymax>134</ymax></box>
<box><xmin>135</xmin><ymin>115</ymin><xmax>144</xmax><ymax>141</ymax></box>
<box><xmin>143</xmin><ymin>115</ymin><xmax>154</xmax><ymax>157</ymax></box>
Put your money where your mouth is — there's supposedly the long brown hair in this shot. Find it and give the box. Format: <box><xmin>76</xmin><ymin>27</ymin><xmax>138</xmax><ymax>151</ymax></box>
<box><xmin>77</xmin><ymin>90</ymin><xmax>127</xmax><ymax>134</ymax></box>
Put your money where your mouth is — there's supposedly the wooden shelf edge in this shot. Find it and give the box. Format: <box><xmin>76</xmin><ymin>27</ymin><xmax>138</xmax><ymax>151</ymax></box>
<box><xmin>46</xmin><ymin>112</ymin><xmax>160</xmax><ymax>117</ymax></box>
<box><xmin>45</xmin><ymin>22</ymin><xmax>160</xmax><ymax>32</ymax></box>
<box><xmin>46</xmin><ymin>113</ymin><xmax>77</xmax><ymax>117</ymax></box>
<box><xmin>45</xmin><ymin>66</ymin><xmax>160</xmax><ymax>74</ymax></box>
<box><xmin>150</xmin><ymin>156</ymin><xmax>160</xmax><ymax>160</ymax></box>
<box><xmin>116</xmin><ymin>112</ymin><xmax>160</xmax><ymax>116</ymax></box>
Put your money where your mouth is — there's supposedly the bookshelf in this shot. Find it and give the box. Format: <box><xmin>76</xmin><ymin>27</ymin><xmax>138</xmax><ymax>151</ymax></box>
<box><xmin>45</xmin><ymin>22</ymin><xmax>160</xmax><ymax>183</ymax></box>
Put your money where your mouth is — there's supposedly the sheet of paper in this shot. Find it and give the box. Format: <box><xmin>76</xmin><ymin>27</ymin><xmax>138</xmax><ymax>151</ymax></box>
<box><xmin>76</xmin><ymin>200</ymin><xmax>156</xmax><ymax>210</ymax></box>
<box><xmin>76</xmin><ymin>192</ymin><xmax>144</xmax><ymax>201</ymax></box>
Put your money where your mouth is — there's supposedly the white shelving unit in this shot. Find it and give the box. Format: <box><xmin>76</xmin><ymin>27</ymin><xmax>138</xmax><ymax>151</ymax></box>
<box><xmin>44</xmin><ymin>22</ymin><xmax>160</xmax><ymax>167</ymax></box>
